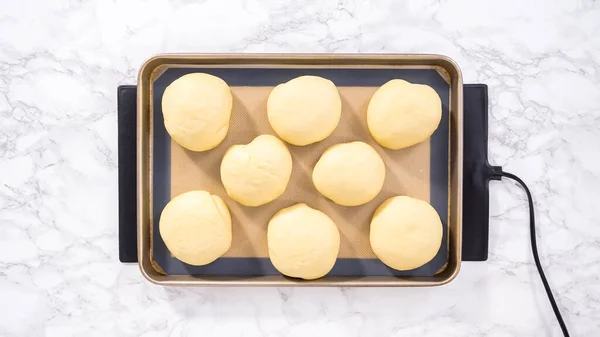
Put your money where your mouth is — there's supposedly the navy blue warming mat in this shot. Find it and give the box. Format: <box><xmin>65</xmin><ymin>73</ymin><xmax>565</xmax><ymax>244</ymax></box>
<box><xmin>118</xmin><ymin>80</ymin><xmax>491</xmax><ymax>270</ymax></box>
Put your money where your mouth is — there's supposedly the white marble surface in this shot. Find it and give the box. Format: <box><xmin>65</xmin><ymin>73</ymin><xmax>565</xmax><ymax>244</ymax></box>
<box><xmin>0</xmin><ymin>0</ymin><xmax>599</xmax><ymax>336</ymax></box>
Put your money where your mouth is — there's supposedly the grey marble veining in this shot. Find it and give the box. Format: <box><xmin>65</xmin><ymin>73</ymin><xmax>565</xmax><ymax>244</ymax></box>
<box><xmin>0</xmin><ymin>0</ymin><xmax>599</xmax><ymax>336</ymax></box>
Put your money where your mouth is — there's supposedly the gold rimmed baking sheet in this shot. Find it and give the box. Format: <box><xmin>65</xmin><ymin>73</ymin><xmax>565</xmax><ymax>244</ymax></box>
<box><xmin>136</xmin><ymin>54</ymin><xmax>463</xmax><ymax>286</ymax></box>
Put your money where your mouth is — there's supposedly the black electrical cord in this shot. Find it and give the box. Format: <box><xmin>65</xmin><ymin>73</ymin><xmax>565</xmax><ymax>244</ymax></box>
<box><xmin>492</xmin><ymin>169</ymin><xmax>570</xmax><ymax>337</ymax></box>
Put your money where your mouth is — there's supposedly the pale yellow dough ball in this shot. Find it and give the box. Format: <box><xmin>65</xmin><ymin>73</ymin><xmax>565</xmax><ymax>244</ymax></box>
<box><xmin>312</xmin><ymin>141</ymin><xmax>385</xmax><ymax>206</ymax></box>
<box><xmin>220</xmin><ymin>135</ymin><xmax>292</xmax><ymax>207</ymax></box>
<box><xmin>268</xmin><ymin>203</ymin><xmax>340</xmax><ymax>280</ymax></box>
<box><xmin>267</xmin><ymin>76</ymin><xmax>341</xmax><ymax>146</ymax></box>
<box><xmin>159</xmin><ymin>190</ymin><xmax>232</xmax><ymax>266</ymax></box>
<box><xmin>367</xmin><ymin>79</ymin><xmax>442</xmax><ymax>149</ymax></box>
<box><xmin>370</xmin><ymin>196</ymin><xmax>443</xmax><ymax>270</ymax></box>
<box><xmin>161</xmin><ymin>73</ymin><xmax>232</xmax><ymax>151</ymax></box>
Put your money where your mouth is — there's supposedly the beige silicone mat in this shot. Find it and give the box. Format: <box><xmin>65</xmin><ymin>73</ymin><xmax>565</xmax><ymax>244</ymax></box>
<box><xmin>170</xmin><ymin>86</ymin><xmax>430</xmax><ymax>259</ymax></box>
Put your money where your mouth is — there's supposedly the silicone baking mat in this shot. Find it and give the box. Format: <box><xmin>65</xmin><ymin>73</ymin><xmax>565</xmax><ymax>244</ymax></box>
<box><xmin>151</xmin><ymin>67</ymin><xmax>449</xmax><ymax>277</ymax></box>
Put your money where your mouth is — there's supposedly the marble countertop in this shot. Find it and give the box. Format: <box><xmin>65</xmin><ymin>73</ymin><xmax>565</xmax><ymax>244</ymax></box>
<box><xmin>1</xmin><ymin>0</ymin><xmax>599</xmax><ymax>336</ymax></box>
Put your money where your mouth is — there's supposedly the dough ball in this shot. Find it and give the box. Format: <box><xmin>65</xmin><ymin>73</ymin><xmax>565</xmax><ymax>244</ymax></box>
<box><xmin>161</xmin><ymin>73</ymin><xmax>232</xmax><ymax>151</ymax></box>
<box><xmin>267</xmin><ymin>75</ymin><xmax>341</xmax><ymax>146</ymax></box>
<box><xmin>220</xmin><ymin>135</ymin><xmax>292</xmax><ymax>207</ymax></box>
<box><xmin>367</xmin><ymin>79</ymin><xmax>442</xmax><ymax>149</ymax></box>
<box><xmin>268</xmin><ymin>203</ymin><xmax>340</xmax><ymax>280</ymax></box>
<box><xmin>370</xmin><ymin>196</ymin><xmax>443</xmax><ymax>270</ymax></box>
<box><xmin>312</xmin><ymin>141</ymin><xmax>385</xmax><ymax>206</ymax></box>
<box><xmin>159</xmin><ymin>191</ymin><xmax>232</xmax><ymax>266</ymax></box>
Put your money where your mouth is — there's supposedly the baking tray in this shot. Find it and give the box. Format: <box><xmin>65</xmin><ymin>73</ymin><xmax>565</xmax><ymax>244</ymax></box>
<box><xmin>135</xmin><ymin>54</ymin><xmax>463</xmax><ymax>286</ymax></box>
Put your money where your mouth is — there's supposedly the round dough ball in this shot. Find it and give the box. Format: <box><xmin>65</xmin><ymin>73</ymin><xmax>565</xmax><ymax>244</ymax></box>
<box><xmin>161</xmin><ymin>73</ymin><xmax>232</xmax><ymax>151</ymax></box>
<box><xmin>220</xmin><ymin>135</ymin><xmax>292</xmax><ymax>207</ymax></box>
<box><xmin>370</xmin><ymin>196</ymin><xmax>443</xmax><ymax>270</ymax></box>
<box><xmin>159</xmin><ymin>190</ymin><xmax>232</xmax><ymax>266</ymax></box>
<box><xmin>367</xmin><ymin>79</ymin><xmax>442</xmax><ymax>149</ymax></box>
<box><xmin>267</xmin><ymin>75</ymin><xmax>341</xmax><ymax>146</ymax></box>
<box><xmin>268</xmin><ymin>203</ymin><xmax>340</xmax><ymax>280</ymax></box>
<box><xmin>312</xmin><ymin>141</ymin><xmax>385</xmax><ymax>206</ymax></box>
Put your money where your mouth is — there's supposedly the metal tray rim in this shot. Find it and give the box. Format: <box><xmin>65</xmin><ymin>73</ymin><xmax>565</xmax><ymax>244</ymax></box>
<box><xmin>137</xmin><ymin>53</ymin><xmax>464</xmax><ymax>287</ymax></box>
